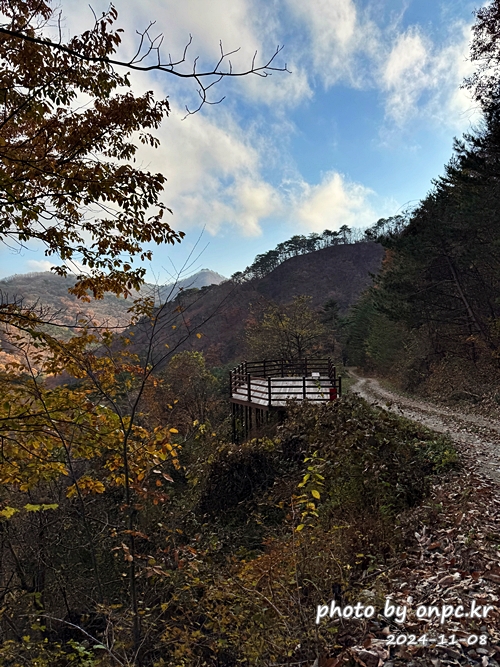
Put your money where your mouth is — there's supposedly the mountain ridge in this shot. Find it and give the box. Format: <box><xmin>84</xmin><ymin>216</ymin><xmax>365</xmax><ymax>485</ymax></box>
<box><xmin>0</xmin><ymin>243</ymin><xmax>383</xmax><ymax>367</ymax></box>
<box><xmin>0</xmin><ymin>268</ymin><xmax>227</xmax><ymax>327</ymax></box>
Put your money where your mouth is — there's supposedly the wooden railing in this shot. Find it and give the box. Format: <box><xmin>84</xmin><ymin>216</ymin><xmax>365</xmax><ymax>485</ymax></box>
<box><xmin>229</xmin><ymin>357</ymin><xmax>341</xmax><ymax>408</ymax></box>
<box><xmin>235</xmin><ymin>357</ymin><xmax>336</xmax><ymax>379</ymax></box>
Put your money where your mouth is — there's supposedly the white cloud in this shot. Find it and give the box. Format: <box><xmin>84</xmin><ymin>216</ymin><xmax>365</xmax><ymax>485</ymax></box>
<box><xmin>382</xmin><ymin>27</ymin><xmax>430</xmax><ymax>124</ymax></box>
<box><xmin>44</xmin><ymin>0</ymin><xmax>470</xmax><ymax>249</ymax></box>
<box><xmin>60</xmin><ymin>0</ymin><xmax>480</xmax><ymax>127</ymax></box>
<box><xmin>60</xmin><ymin>0</ymin><xmax>309</xmax><ymax>110</ymax></box>
<box><xmin>133</xmin><ymin>0</ymin><xmax>310</xmax><ymax>108</ymax></box>
<box><xmin>284</xmin><ymin>0</ymin><xmax>379</xmax><ymax>88</ymax></box>
<box><xmin>232</xmin><ymin>179</ymin><xmax>282</xmax><ymax>237</ymax></box>
<box><xmin>429</xmin><ymin>25</ymin><xmax>478</xmax><ymax>126</ymax></box>
<box><xmin>241</xmin><ymin>64</ymin><xmax>313</xmax><ymax>108</ymax></box>
<box><xmin>135</xmin><ymin>105</ymin><xmax>281</xmax><ymax>237</ymax></box>
<box><xmin>135</xmin><ymin>104</ymin><xmax>393</xmax><ymax>239</ymax></box>
<box><xmin>381</xmin><ymin>22</ymin><xmax>477</xmax><ymax>127</ymax></box>
<box><xmin>282</xmin><ymin>0</ymin><xmax>478</xmax><ymax>130</ymax></box>
<box><xmin>291</xmin><ymin>172</ymin><xmax>393</xmax><ymax>232</ymax></box>
<box><xmin>24</xmin><ymin>258</ymin><xmax>93</xmax><ymax>276</ymax></box>
<box><xmin>26</xmin><ymin>260</ymin><xmax>55</xmax><ymax>272</ymax></box>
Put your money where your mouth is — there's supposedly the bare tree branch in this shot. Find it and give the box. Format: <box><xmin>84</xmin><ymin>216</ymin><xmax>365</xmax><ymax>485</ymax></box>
<box><xmin>0</xmin><ymin>18</ymin><xmax>290</xmax><ymax>114</ymax></box>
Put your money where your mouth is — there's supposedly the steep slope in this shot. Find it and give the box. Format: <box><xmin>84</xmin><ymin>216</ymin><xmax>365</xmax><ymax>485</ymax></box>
<box><xmin>135</xmin><ymin>242</ymin><xmax>384</xmax><ymax>365</ymax></box>
<box><xmin>0</xmin><ymin>244</ymin><xmax>383</xmax><ymax>367</ymax></box>
<box><xmin>256</xmin><ymin>241</ymin><xmax>383</xmax><ymax>311</ymax></box>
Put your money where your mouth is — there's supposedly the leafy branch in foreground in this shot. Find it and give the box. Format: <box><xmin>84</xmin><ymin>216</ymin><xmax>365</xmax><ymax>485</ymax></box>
<box><xmin>0</xmin><ymin>1</ymin><xmax>288</xmax><ymax>304</ymax></box>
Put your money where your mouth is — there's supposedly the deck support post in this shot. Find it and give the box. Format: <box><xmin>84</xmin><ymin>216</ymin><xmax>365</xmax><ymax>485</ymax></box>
<box><xmin>232</xmin><ymin>403</ymin><xmax>236</xmax><ymax>443</ymax></box>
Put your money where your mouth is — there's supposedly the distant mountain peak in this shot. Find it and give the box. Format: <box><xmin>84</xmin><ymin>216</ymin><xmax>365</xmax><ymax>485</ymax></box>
<box><xmin>158</xmin><ymin>269</ymin><xmax>227</xmax><ymax>302</ymax></box>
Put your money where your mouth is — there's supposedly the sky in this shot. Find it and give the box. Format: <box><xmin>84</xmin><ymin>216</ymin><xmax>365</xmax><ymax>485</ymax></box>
<box><xmin>0</xmin><ymin>0</ymin><xmax>484</xmax><ymax>283</ymax></box>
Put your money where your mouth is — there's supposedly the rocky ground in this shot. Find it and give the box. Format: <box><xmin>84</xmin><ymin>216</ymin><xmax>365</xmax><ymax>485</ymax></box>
<box><xmin>314</xmin><ymin>371</ymin><xmax>500</xmax><ymax>667</ymax></box>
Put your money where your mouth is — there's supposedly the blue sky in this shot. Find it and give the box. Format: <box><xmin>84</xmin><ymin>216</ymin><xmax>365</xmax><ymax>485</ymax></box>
<box><xmin>0</xmin><ymin>0</ymin><xmax>483</xmax><ymax>283</ymax></box>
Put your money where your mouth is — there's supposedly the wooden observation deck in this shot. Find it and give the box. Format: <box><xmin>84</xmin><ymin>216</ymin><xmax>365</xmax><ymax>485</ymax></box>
<box><xmin>230</xmin><ymin>358</ymin><xmax>341</xmax><ymax>442</ymax></box>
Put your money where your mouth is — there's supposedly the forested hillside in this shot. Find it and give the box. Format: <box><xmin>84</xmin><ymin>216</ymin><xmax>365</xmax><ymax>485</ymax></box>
<box><xmin>0</xmin><ymin>270</ymin><xmax>227</xmax><ymax>368</ymax></box>
<box><xmin>0</xmin><ymin>269</ymin><xmax>227</xmax><ymax>327</ymax></box>
<box><xmin>133</xmin><ymin>241</ymin><xmax>384</xmax><ymax>366</ymax></box>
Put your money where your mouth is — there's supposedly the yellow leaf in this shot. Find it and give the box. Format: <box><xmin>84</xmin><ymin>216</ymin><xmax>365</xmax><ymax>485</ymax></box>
<box><xmin>169</xmin><ymin>428</ymin><xmax>178</xmax><ymax>434</ymax></box>
<box><xmin>0</xmin><ymin>506</ymin><xmax>19</xmax><ymax>519</ymax></box>
<box><xmin>296</xmin><ymin>524</ymin><xmax>305</xmax><ymax>531</ymax></box>
<box><xmin>196</xmin><ymin>333</ymin><xmax>202</xmax><ymax>339</ymax></box>
<box><xmin>24</xmin><ymin>504</ymin><xmax>42</xmax><ymax>512</ymax></box>
<box><xmin>311</xmin><ymin>489</ymin><xmax>321</xmax><ymax>500</ymax></box>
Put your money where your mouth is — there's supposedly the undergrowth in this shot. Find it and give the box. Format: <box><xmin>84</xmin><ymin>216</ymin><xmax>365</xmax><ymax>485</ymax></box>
<box><xmin>143</xmin><ymin>395</ymin><xmax>458</xmax><ymax>666</ymax></box>
<box><xmin>1</xmin><ymin>395</ymin><xmax>457</xmax><ymax>667</ymax></box>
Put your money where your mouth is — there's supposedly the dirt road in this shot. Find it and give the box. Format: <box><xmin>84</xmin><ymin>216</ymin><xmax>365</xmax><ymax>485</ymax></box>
<box><xmin>349</xmin><ymin>368</ymin><xmax>500</xmax><ymax>485</ymax></box>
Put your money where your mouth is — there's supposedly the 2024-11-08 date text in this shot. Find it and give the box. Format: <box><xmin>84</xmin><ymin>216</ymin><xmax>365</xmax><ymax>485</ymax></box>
<box><xmin>386</xmin><ymin>634</ymin><xmax>488</xmax><ymax>647</ymax></box>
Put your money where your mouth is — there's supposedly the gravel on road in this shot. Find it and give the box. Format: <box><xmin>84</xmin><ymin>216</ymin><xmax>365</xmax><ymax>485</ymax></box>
<box><xmin>349</xmin><ymin>369</ymin><xmax>500</xmax><ymax>487</ymax></box>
